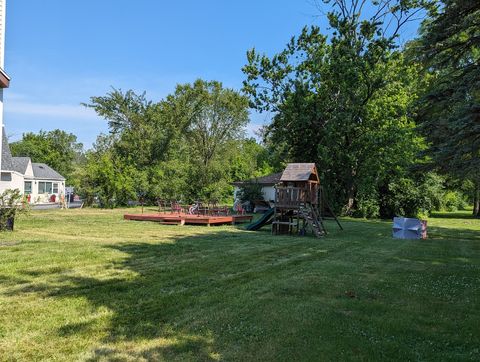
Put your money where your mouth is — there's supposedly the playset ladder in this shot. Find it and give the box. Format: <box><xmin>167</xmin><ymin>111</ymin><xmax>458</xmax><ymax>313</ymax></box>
<box><xmin>298</xmin><ymin>204</ymin><xmax>326</xmax><ymax>238</ymax></box>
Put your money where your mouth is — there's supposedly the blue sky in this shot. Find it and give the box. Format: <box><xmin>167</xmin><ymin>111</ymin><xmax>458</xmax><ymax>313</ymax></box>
<box><xmin>4</xmin><ymin>0</ymin><xmax>421</xmax><ymax>149</ymax></box>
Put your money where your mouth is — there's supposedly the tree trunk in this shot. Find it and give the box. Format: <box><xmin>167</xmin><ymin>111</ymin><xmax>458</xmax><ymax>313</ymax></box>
<box><xmin>345</xmin><ymin>186</ymin><xmax>355</xmax><ymax>215</ymax></box>
<box><xmin>473</xmin><ymin>181</ymin><xmax>480</xmax><ymax>218</ymax></box>
<box><xmin>344</xmin><ymin>168</ymin><xmax>357</xmax><ymax>215</ymax></box>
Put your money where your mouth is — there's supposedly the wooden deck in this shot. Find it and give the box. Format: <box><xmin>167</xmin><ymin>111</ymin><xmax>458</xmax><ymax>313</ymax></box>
<box><xmin>124</xmin><ymin>212</ymin><xmax>253</xmax><ymax>226</ymax></box>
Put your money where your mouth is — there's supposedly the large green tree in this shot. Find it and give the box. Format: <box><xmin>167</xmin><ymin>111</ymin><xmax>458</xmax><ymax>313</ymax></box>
<box><xmin>416</xmin><ymin>0</ymin><xmax>480</xmax><ymax>216</ymax></box>
<box><xmin>243</xmin><ymin>0</ymin><xmax>428</xmax><ymax>216</ymax></box>
<box><xmin>10</xmin><ymin>129</ymin><xmax>84</xmax><ymax>184</ymax></box>
<box><xmin>167</xmin><ymin>80</ymin><xmax>250</xmax><ymax>201</ymax></box>
<box><xmin>82</xmin><ymin>80</ymin><xmax>256</xmax><ymax>206</ymax></box>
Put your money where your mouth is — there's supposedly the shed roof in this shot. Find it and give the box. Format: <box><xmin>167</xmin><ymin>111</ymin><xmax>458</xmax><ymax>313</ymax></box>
<box><xmin>232</xmin><ymin>172</ymin><xmax>283</xmax><ymax>187</ymax></box>
<box><xmin>280</xmin><ymin>163</ymin><xmax>319</xmax><ymax>183</ymax></box>
<box><xmin>32</xmin><ymin>163</ymin><xmax>65</xmax><ymax>180</ymax></box>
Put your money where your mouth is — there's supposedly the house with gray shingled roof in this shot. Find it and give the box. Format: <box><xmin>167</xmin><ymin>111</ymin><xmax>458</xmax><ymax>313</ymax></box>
<box><xmin>0</xmin><ymin>128</ymin><xmax>66</xmax><ymax>204</ymax></box>
<box><xmin>232</xmin><ymin>172</ymin><xmax>283</xmax><ymax>203</ymax></box>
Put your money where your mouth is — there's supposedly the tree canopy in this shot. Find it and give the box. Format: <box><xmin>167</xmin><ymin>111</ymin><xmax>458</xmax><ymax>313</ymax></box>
<box><xmin>80</xmin><ymin>80</ymin><xmax>267</xmax><ymax>207</ymax></box>
<box><xmin>415</xmin><ymin>0</ymin><xmax>480</xmax><ymax>215</ymax></box>
<box><xmin>10</xmin><ymin>129</ymin><xmax>84</xmax><ymax>184</ymax></box>
<box><xmin>242</xmin><ymin>0</ymin><xmax>431</xmax><ymax>217</ymax></box>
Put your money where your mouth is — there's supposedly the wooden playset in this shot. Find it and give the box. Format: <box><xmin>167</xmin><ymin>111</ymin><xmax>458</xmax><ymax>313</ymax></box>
<box><xmin>271</xmin><ymin>163</ymin><xmax>326</xmax><ymax>237</ymax></box>
<box><xmin>246</xmin><ymin>163</ymin><xmax>342</xmax><ymax>236</ymax></box>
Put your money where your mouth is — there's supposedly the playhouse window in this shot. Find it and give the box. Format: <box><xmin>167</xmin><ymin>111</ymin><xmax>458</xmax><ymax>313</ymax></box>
<box><xmin>53</xmin><ymin>183</ymin><xmax>58</xmax><ymax>193</ymax></box>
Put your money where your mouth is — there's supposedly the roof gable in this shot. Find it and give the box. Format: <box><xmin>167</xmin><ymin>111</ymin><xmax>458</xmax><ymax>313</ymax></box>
<box><xmin>280</xmin><ymin>163</ymin><xmax>319</xmax><ymax>183</ymax></box>
<box><xmin>11</xmin><ymin>157</ymin><xmax>31</xmax><ymax>175</ymax></box>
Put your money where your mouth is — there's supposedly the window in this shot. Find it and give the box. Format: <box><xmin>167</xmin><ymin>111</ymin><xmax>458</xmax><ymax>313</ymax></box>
<box><xmin>53</xmin><ymin>183</ymin><xmax>58</xmax><ymax>193</ymax></box>
<box><xmin>0</xmin><ymin>172</ymin><xmax>12</xmax><ymax>181</ymax></box>
<box><xmin>38</xmin><ymin>182</ymin><xmax>54</xmax><ymax>194</ymax></box>
<box><xmin>24</xmin><ymin>181</ymin><xmax>32</xmax><ymax>194</ymax></box>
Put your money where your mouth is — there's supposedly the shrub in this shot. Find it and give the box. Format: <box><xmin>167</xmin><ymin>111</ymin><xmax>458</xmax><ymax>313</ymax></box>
<box><xmin>443</xmin><ymin>190</ymin><xmax>468</xmax><ymax>211</ymax></box>
<box><xmin>0</xmin><ymin>189</ymin><xmax>29</xmax><ymax>231</ymax></box>
<box><xmin>237</xmin><ymin>181</ymin><xmax>264</xmax><ymax>204</ymax></box>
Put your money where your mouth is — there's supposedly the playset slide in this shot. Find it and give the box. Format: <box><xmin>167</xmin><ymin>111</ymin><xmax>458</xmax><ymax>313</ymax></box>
<box><xmin>246</xmin><ymin>208</ymin><xmax>274</xmax><ymax>231</ymax></box>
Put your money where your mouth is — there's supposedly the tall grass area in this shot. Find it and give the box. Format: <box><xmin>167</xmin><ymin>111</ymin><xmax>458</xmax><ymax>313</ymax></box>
<box><xmin>0</xmin><ymin>208</ymin><xmax>479</xmax><ymax>361</ymax></box>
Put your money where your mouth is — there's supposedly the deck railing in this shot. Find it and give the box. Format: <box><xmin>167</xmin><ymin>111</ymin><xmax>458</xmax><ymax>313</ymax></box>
<box><xmin>275</xmin><ymin>186</ymin><xmax>318</xmax><ymax>207</ymax></box>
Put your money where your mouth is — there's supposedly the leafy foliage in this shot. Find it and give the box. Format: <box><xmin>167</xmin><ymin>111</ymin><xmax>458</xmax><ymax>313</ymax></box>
<box><xmin>415</xmin><ymin>0</ymin><xmax>480</xmax><ymax>216</ymax></box>
<box><xmin>80</xmin><ymin>80</ymin><xmax>264</xmax><ymax>206</ymax></box>
<box><xmin>10</xmin><ymin>129</ymin><xmax>84</xmax><ymax>185</ymax></box>
<box><xmin>236</xmin><ymin>181</ymin><xmax>264</xmax><ymax>204</ymax></box>
<box><xmin>0</xmin><ymin>189</ymin><xmax>29</xmax><ymax>231</ymax></box>
<box><xmin>243</xmin><ymin>0</ymin><xmax>430</xmax><ymax>217</ymax></box>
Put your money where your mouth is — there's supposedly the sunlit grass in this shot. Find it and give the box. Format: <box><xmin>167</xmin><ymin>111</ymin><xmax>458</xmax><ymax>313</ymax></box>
<box><xmin>0</xmin><ymin>207</ymin><xmax>479</xmax><ymax>361</ymax></box>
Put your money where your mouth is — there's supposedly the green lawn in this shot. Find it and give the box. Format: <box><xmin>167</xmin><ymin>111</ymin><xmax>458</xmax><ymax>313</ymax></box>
<box><xmin>0</xmin><ymin>208</ymin><xmax>479</xmax><ymax>361</ymax></box>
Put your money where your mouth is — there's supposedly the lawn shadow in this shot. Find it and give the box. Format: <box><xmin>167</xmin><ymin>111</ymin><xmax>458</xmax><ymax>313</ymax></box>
<box><xmin>427</xmin><ymin>224</ymin><xmax>480</xmax><ymax>242</ymax></box>
<box><xmin>40</xmin><ymin>228</ymin><xmax>314</xmax><ymax>360</ymax></box>
<box><xmin>4</xmin><ymin>216</ymin><xmax>478</xmax><ymax>360</ymax></box>
<box><xmin>430</xmin><ymin>210</ymin><xmax>477</xmax><ymax>220</ymax></box>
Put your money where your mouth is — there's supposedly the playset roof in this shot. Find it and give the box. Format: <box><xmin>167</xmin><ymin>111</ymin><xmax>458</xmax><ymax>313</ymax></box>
<box><xmin>280</xmin><ymin>163</ymin><xmax>319</xmax><ymax>183</ymax></box>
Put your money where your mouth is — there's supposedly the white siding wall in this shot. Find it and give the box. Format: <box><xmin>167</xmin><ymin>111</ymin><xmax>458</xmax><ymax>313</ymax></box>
<box><xmin>262</xmin><ymin>186</ymin><xmax>276</xmax><ymax>202</ymax></box>
<box><xmin>0</xmin><ymin>171</ymin><xmax>24</xmax><ymax>194</ymax></box>
<box><xmin>0</xmin><ymin>175</ymin><xmax>65</xmax><ymax>204</ymax></box>
<box><xmin>233</xmin><ymin>185</ymin><xmax>276</xmax><ymax>203</ymax></box>
<box><xmin>28</xmin><ymin>179</ymin><xmax>65</xmax><ymax>203</ymax></box>
<box><xmin>24</xmin><ymin>161</ymin><xmax>34</xmax><ymax>177</ymax></box>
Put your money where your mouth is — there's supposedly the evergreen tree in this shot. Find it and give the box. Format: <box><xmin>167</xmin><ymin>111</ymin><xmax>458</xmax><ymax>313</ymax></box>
<box><xmin>416</xmin><ymin>0</ymin><xmax>480</xmax><ymax>216</ymax></box>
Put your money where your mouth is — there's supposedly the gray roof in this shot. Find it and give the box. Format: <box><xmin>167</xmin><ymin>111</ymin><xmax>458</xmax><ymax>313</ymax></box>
<box><xmin>280</xmin><ymin>163</ymin><xmax>319</xmax><ymax>182</ymax></box>
<box><xmin>11</xmin><ymin>157</ymin><xmax>30</xmax><ymax>174</ymax></box>
<box><xmin>1</xmin><ymin>128</ymin><xmax>13</xmax><ymax>171</ymax></box>
<box><xmin>32</xmin><ymin>163</ymin><xmax>65</xmax><ymax>180</ymax></box>
<box><xmin>233</xmin><ymin>172</ymin><xmax>283</xmax><ymax>186</ymax></box>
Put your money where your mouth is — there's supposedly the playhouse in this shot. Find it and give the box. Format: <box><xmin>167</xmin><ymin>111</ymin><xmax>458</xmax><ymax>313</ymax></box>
<box><xmin>272</xmin><ymin>163</ymin><xmax>325</xmax><ymax>237</ymax></box>
<box><xmin>246</xmin><ymin>163</ymin><xmax>342</xmax><ymax>237</ymax></box>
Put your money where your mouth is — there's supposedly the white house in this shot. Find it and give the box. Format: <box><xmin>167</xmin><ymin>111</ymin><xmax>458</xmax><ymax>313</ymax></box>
<box><xmin>1</xmin><ymin>129</ymin><xmax>66</xmax><ymax>203</ymax></box>
<box><xmin>232</xmin><ymin>172</ymin><xmax>283</xmax><ymax>203</ymax></box>
<box><xmin>0</xmin><ymin>0</ymin><xmax>66</xmax><ymax>203</ymax></box>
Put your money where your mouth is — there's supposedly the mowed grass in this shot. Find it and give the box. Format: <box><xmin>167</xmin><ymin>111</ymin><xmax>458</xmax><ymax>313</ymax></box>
<box><xmin>0</xmin><ymin>208</ymin><xmax>479</xmax><ymax>361</ymax></box>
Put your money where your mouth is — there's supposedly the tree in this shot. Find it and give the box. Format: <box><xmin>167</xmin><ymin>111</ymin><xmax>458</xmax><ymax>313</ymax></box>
<box><xmin>243</xmin><ymin>0</ymin><xmax>428</xmax><ymax>216</ymax></box>
<box><xmin>162</xmin><ymin>79</ymin><xmax>250</xmax><ymax>202</ymax></box>
<box><xmin>10</xmin><ymin>129</ymin><xmax>84</xmax><ymax>184</ymax></box>
<box><xmin>79</xmin><ymin>134</ymin><xmax>140</xmax><ymax>207</ymax></box>
<box><xmin>82</xmin><ymin>80</ymin><xmax>252</xmax><ymax>206</ymax></box>
<box><xmin>415</xmin><ymin>0</ymin><xmax>480</xmax><ymax>216</ymax></box>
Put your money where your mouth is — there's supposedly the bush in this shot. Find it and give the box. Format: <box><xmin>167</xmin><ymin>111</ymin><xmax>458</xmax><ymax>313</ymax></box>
<box><xmin>443</xmin><ymin>190</ymin><xmax>468</xmax><ymax>211</ymax></box>
<box><xmin>0</xmin><ymin>189</ymin><xmax>29</xmax><ymax>231</ymax></box>
<box><xmin>236</xmin><ymin>181</ymin><xmax>264</xmax><ymax>204</ymax></box>
<box><xmin>354</xmin><ymin>194</ymin><xmax>380</xmax><ymax>218</ymax></box>
<box><xmin>378</xmin><ymin>172</ymin><xmax>446</xmax><ymax>219</ymax></box>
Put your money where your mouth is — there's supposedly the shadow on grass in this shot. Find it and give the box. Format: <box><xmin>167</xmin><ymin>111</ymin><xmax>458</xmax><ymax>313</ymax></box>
<box><xmin>430</xmin><ymin>210</ymin><xmax>477</xmax><ymax>220</ymax></box>
<box><xmin>427</xmin><ymin>224</ymin><xmax>480</xmax><ymax>242</ymax></box>
<box><xmin>43</xmin><ymin>229</ymin><xmax>324</xmax><ymax>361</ymax></box>
<box><xmin>4</xmin><ymin>218</ymin><xmax>480</xmax><ymax>360</ymax></box>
